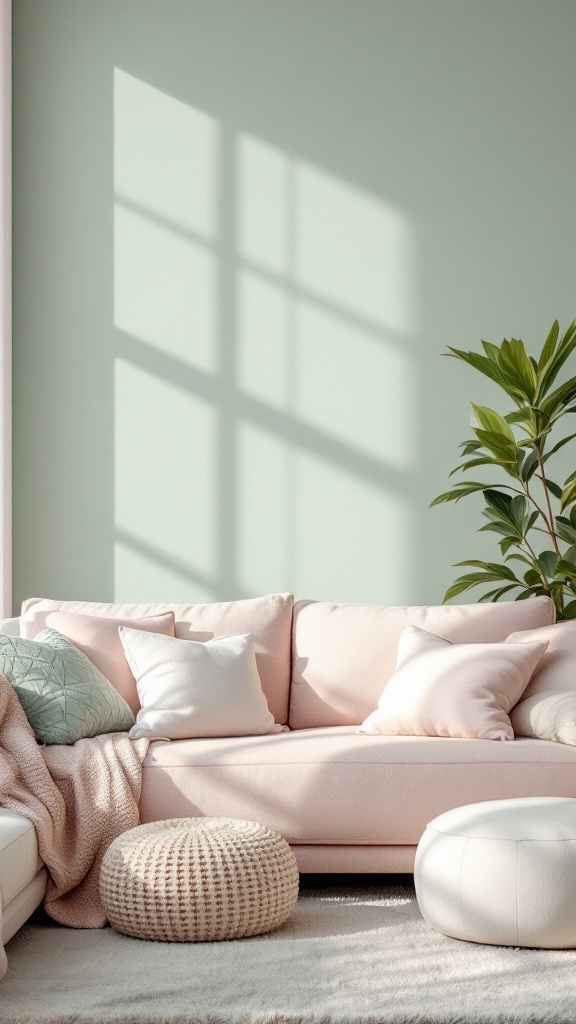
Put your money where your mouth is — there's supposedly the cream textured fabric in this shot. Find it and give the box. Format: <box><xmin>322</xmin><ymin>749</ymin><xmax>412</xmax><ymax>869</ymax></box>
<box><xmin>415</xmin><ymin>797</ymin><xmax>576</xmax><ymax>948</ymax></box>
<box><xmin>20</xmin><ymin>610</ymin><xmax>176</xmax><ymax>715</ymax></box>
<box><xmin>139</xmin><ymin>727</ymin><xmax>576</xmax><ymax>846</ymax></box>
<box><xmin>358</xmin><ymin>626</ymin><xmax>547</xmax><ymax>740</ymax></box>
<box><xmin>7</xmin><ymin>882</ymin><xmax>576</xmax><ymax>1024</ymax></box>
<box><xmin>120</xmin><ymin>628</ymin><xmax>282</xmax><ymax>740</ymax></box>
<box><xmin>290</xmin><ymin>595</ymin><xmax>555</xmax><ymax>728</ymax></box>
<box><xmin>0</xmin><ymin>672</ymin><xmax>148</xmax><ymax>981</ymax></box>
<box><xmin>22</xmin><ymin>594</ymin><xmax>293</xmax><ymax>725</ymax></box>
<box><xmin>100</xmin><ymin>818</ymin><xmax>299</xmax><ymax>942</ymax></box>
<box><xmin>511</xmin><ymin>690</ymin><xmax>576</xmax><ymax>745</ymax></box>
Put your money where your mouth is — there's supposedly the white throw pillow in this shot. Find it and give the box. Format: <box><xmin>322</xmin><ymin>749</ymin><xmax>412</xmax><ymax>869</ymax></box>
<box><xmin>357</xmin><ymin>625</ymin><xmax>547</xmax><ymax>741</ymax></box>
<box><xmin>119</xmin><ymin>627</ymin><xmax>282</xmax><ymax>740</ymax></box>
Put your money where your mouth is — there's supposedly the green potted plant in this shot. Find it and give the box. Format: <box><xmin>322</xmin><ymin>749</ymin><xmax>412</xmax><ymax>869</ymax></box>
<box><xmin>431</xmin><ymin>319</ymin><xmax>576</xmax><ymax>619</ymax></box>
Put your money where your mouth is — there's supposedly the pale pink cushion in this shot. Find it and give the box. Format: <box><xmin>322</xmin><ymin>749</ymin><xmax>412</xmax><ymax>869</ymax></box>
<box><xmin>20</xmin><ymin>609</ymin><xmax>176</xmax><ymax>715</ymax></box>
<box><xmin>139</xmin><ymin>726</ymin><xmax>576</xmax><ymax>844</ymax></box>
<box><xmin>505</xmin><ymin>621</ymin><xmax>576</xmax><ymax>742</ymax></box>
<box><xmin>358</xmin><ymin>625</ymin><xmax>548</xmax><ymax>741</ymax></box>
<box><xmin>21</xmin><ymin>594</ymin><xmax>293</xmax><ymax>724</ymax></box>
<box><xmin>290</xmin><ymin>596</ymin><xmax>555</xmax><ymax>728</ymax></box>
<box><xmin>505</xmin><ymin>621</ymin><xmax>576</xmax><ymax>700</ymax></box>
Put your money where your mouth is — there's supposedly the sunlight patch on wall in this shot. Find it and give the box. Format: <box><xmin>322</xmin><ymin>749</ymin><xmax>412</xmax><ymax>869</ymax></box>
<box><xmin>293</xmin><ymin>449</ymin><xmax>408</xmax><ymax>603</ymax></box>
<box><xmin>295</xmin><ymin>161</ymin><xmax>414</xmax><ymax>336</ymax></box>
<box><xmin>114</xmin><ymin>204</ymin><xmax>217</xmax><ymax>371</ymax></box>
<box><xmin>114</xmin><ymin>359</ymin><xmax>217</xmax><ymax>601</ymax></box>
<box><xmin>114</xmin><ymin>69</ymin><xmax>218</xmax><ymax>238</ymax></box>
<box><xmin>235</xmin><ymin>129</ymin><xmax>417</xmax><ymax>601</ymax></box>
<box><xmin>236</xmin><ymin>422</ymin><xmax>291</xmax><ymax>595</ymax></box>
<box><xmin>237</xmin><ymin>135</ymin><xmax>290</xmax><ymax>275</ymax></box>
<box><xmin>293</xmin><ymin>302</ymin><xmax>414</xmax><ymax>468</ymax></box>
<box><xmin>236</xmin><ymin>131</ymin><xmax>416</xmax><ymax>470</ymax></box>
<box><xmin>237</xmin><ymin>269</ymin><xmax>291</xmax><ymax>408</ymax></box>
<box><xmin>236</xmin><ymin>420</ymin><xmax>408</xmax><ymax>603</ymax></box>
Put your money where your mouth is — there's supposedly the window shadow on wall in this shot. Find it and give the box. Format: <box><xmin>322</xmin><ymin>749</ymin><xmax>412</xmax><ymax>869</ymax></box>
<box><xmin>112</xmin><ymin>68</ymin><xmax>419</xmax><ymax>605</ymax></box>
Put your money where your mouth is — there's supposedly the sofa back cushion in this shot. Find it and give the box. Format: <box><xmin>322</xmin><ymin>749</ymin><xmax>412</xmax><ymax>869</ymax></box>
<box><xmin>289</xmin><ymin>596</ymin><xmax>555</xmax><ymax>729</ymax></box>
<box><xmin>21</xmin><ymin>593</ymin><xmax>294</xmax><ymax>725</ymax></box>
<box><xmin>20</xmin><ymin>609</ymin><xmax>176</xmax><ymax>715</ymax></box>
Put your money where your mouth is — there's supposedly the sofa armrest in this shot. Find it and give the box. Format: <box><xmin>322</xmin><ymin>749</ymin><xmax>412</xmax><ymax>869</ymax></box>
<box><xmin>0</xmin><ymin>616</ymin><xmax>20</xmax><ymax>637</ymax></box>
<box><xmin>0</xmin><ymin>809</ymin><xmax>45</xmax><ymax>981</ymax></box>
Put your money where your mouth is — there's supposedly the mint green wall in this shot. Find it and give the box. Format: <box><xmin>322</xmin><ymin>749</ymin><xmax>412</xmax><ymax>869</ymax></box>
<box><xmin>12</xmin><ymin>0</ymin><xmax>576</xmax><ymax>612</ymax></box>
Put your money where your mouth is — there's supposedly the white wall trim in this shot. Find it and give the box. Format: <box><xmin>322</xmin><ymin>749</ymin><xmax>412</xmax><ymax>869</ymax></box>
<box><xmin>0</xmin><ymin>0</ymin><xmax>10</xmax><ymax>616</ymax></box>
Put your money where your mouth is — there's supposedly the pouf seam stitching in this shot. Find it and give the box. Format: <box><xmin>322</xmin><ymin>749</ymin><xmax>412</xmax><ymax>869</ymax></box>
<box><xmin>514</xmin><ymin>840</ymin><xmax>519</xmax><ymax>946</ymax></box>
<box><xmin>427</xmin><ymin>827</ymin><xmax>576</xmax><ymax>843</ymax></box>
<box><xmin>459</xmin><ymin>836</ymin><xmax>471</xmax><ymax>942</ymax></box>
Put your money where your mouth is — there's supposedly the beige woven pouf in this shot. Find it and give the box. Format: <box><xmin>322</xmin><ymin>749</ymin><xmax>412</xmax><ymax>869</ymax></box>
<box><xmin>99</xmin><ymin>817</ymin><xmax>299</xmax><ymax>942</ymax></box>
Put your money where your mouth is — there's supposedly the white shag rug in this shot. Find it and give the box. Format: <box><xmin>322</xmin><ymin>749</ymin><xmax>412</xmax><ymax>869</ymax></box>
<box><xmin>2</xmin><ymin>881</ymin><xmax>576</xmax><ymax>1024</ymax></box>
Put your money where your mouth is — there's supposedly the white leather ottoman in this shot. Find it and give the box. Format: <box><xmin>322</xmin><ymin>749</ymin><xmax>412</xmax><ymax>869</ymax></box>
<box><xmin>415</xmin><ymin>797</ymin><xmax>576</xmax><ymax>949</ymax></box>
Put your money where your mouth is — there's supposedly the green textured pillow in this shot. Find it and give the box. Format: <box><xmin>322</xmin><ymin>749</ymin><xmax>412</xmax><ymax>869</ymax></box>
<box><xmin>0</xmin><ymin>628</ymin><xmax>135</xmax><ymax>744</ymax></box>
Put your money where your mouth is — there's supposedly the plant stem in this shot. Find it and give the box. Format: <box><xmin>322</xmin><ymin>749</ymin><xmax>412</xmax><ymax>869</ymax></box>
<box><xmin>521</xmin><ymin>535</ymin><xmax>551</xmax><ymax>593</ymax></box>
<box><xmin>535</xmin><ymin>443</ymin><xmax>561</xmax><ymax>555</ymax></box>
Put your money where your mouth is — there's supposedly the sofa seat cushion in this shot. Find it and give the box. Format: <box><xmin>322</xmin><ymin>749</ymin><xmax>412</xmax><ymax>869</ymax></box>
<box><xmin>0</xmin><ymin>809</ymin><xmax>43</xmax><ymax>908</ymax></box>
<box><xmin>139</xmin><ymin>726</ymin><xmax>576</xmax><ymax>846</ymax></box>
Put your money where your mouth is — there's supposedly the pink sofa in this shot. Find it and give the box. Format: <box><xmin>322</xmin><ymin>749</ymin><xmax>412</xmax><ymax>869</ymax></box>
<box><xmin>18</xmin><ymin>590</ymin><xmax>575</xmax><ymax>876</ymax></box>
<box><xmin>1</xmin><ymin>589</ymin><xmax>573</xmax><ymax>944</ymax></box>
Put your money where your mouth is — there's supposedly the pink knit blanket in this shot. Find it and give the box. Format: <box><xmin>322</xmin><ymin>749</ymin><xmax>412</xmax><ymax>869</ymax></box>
<box><xmin>0</xmin><ymin>673</ymin><xmax>149</xmax><ymax>979</ymax></box>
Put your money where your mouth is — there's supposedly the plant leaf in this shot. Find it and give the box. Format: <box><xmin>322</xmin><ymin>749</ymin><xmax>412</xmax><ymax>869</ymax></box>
<box><xmin>459</xmin><ymin>440</ymin><xmax>484</xmax><ymax>454</ymax></box>
<box><xmin>520</xmin><ymin>449</ymin><xmax>539</xmax><ymax>481</ymax></box>
<box><xmin>524</xmin><ymin>510</ymin><xmax>540</xmax><ymax>533</ymax></box>
<box><xmin>452</xmin><ymin>560</ymin><xmax>520</xmax><ymax>581</ymax></box>
<box><xmin>445</xmin><ymin>348</ymin><xmax>503</xmax><ymax>385</ymax></box>
<box><xmin>477</xmin><ymin>584</ymin><xmax>519</xmax><ymax>602</ymax></box>
<box><xmin>471</xmin><ymin>404</ymin><xmax>516</xmax><ymax>442</ymax></box>
<box><xmin>498</xmin><ymin>338</ymin><xmax>538</xmax><ymax>402</ymax></box>
<box><xmin>544</xmin><ymin>478</ymin><xmax>563</xmax><ymax>500</ymax></box>
<box><xmin>537</xmin><ymin>551</ymin><xmax>559</xmax><ymax>578</ymax></box>
<box><xmin>443</xmin><ymin>575</ymin><xmax>487</xmax><ymax>602</ymax></box>
<box><xmin>563</xmin><ymin>545</ymin><xmax>576</xmax><ymax>565</ymax></box>
<box><xmin>541</xmin><ymin>375</ymin><xmax>576</xmax><ymax>419</ymax></box>
<box><xmin>510</xmin><ymin>495</ymin><xmax>527</xmax><ymax>527</ymax></box>
<box><xmin>524</xmin><ymin>568</ymin><xmax>542</xmax><ymax>586</ymax></box>
<box><xmin>561</xmin><ymin>479</ymin><xmax>576</xmax><ymax>512</ymax></box>
<box><xmin>449</xmin><ymin>457</ymin><xmax>500</xmax><ymax>477</ymax></box>
<box><xmin>537</xmin><ymin>319</ymin><xmax>560</xmax><ymax>373</ymax></box>
<box><xmin>430</xmin><ymin>483</ymin><xmax>494</xmax><ymax>507</ymax></box>
<box><xmin>537</xmin><ymin>319</ymin><xmax>576</xmax><ymax>400</ymax></box>
<box><xmin>562</xmin><ymin>599</ymin><xmax>576</xmax><ymax>620</ymax></box>
<box><xmin>479</xmin><ymin>522</ymin><xmax>518</xmax><ymax>538</ymax></box>
<box><xmin>480</xmin><ymin>340</ymin><xmax>502</xmax><ymax>364</ymax></box>
<box><xmin>483</xmin><ymin>489</ymin><xmax>514</xmax><ymax>521</ymax></box>
<box><xmin>473</xmin><ymin>429</ymin><xmax>518</xmax><ymax>462</ymax></box>
<box><xmin>555</xmin><ymin>558</ymin><xmax>576</xmax><ymax>581</ymax></box>
<box><xmin>505</xmin><ymin>552</ymin><xmax>534</xmax><ymax>568</ymax></box>
<box><xmin>515</xmin><ymin>586</ymin><xmax>548</xmax><ymax>600</ymax></box>
<box><xmin>500</xmin><ymin>536</ymin><xmax>520</xmax><ymax>555</ymax></box>
<box><xmin>555</xmin><ymin>517</ymin><xmax>576</xmax><ymax>545</ymax></box>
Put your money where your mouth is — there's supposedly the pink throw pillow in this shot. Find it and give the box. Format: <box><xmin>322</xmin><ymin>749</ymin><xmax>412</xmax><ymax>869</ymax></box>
<box><xmin>357</xmin><ymin>625</ymin><xmax>548</xmax><ymax>741</ymax></box>
<box><xmin>505</xmin><ymin>621</ymin><xmax>576</xmax><ymax>700</ymax></box>
<box><xmin>21</xmin><ymin>609</ymin><xmax>176</xmax><ymax>715</ymax></box>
